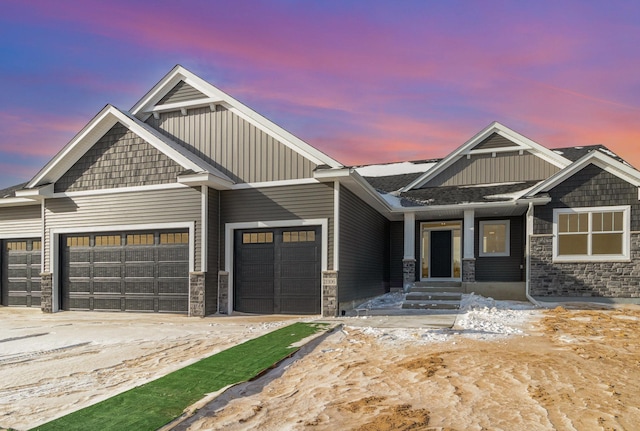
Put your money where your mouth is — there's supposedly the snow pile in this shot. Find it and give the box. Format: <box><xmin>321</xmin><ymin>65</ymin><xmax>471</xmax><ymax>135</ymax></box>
<box><xmin>355</xmin><ymin>291</ymin><xmax>405</xmax><ymax>310</ymax></box>
<box><xmin>354</xmin><ymin>161</ymin><xmax>436</xmax><ymax>177</ymax></box>
<box><xmin>453</xmin><ymin>293</ymin><xmax>537</xmax><ymax>339</ymax></box>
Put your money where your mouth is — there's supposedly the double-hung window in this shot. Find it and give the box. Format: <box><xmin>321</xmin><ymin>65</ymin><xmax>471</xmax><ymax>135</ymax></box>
<box><xmin>553</xmin><ymin>206</ymin><xmax>630</xmax><ymax>261</ymax></box>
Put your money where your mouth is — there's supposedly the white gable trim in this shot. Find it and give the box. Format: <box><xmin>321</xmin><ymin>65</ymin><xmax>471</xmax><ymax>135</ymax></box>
<box><xmin>26</xmin><ymin>105</ymin><xmax>233</xmax><ymax>189</ymax></box>
<box><xmin>130</xmin><ymin>65</ymin><xmax>342</xmax><ymax>169</ymax></box>
<box><xmin>401</xmin><ymin>122</ymin><xmax>571</xmax><ymax>192</ymax></box>
<box><xmin>526</xmin><ymin>150</ymin><xmax>640</xmax><ymax>197</ymax></box>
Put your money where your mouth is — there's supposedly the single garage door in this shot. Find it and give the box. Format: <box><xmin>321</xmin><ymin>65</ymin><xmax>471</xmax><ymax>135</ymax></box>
<box><xmin>1</xmin><ymin>238</ymin><xmax>42</xmax><ymax>307</ymax></box>
<box><xmin>61</xmin><ymin>230</ymin><xmax>189</xmax><ymax>313</ymax></box>
<box><xmin>234</xmin><ymin>226</ymin><xmax>321</xmax><ymax>314</ymax></box>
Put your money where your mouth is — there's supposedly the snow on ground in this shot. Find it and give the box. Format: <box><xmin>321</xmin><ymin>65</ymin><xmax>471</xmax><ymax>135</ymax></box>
<box><xmin>343</xmin><ymin>292</ymin><xmax>538</xmax><ymax>344</ymax></box>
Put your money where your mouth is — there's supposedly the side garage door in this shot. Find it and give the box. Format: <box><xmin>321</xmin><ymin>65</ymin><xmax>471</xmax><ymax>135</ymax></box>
<box><xmin>234</xmin><ymin>226</ymin><xmax>321</xmax><ymax>315</ymax></box>
<box><xmin>61</xmin><ymin>230</ymin><xmax>189</xmax><ymax>313</ymax></box>
<box><xmin>0</xmin><ymin>239</ymin><xmax>42</xmax><ymax>307</ymax></box>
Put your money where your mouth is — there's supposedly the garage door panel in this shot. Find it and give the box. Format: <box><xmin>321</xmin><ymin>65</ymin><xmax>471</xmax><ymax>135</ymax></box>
<box><xmin>234</xmin><ymin>227</ymin><xmax>320</xmax><ymax>315</ymax></box>
<box><xmin>159</xmin><ymin>263</ymin><xmax>188</xmax><ymax>278</ymax></box>
<box><xmin>94</xmin><ymin>250</ymin><xmax>121</xmax><ymax>262</ymax></box>
<box><xmin>125</xmin><ymin>248</ymin><xmax>155</xmax><ymax>262</ymax></box>
<box><xmin>61</xmin><ymin>230</ymin><xmax>189</xmax><ymax>313</ymax></box>
<box><xmin>158</xmin><ymin>279</ymin><xmax>188</xmax><ymax>294</ymax></box>
<box><xmin>9</xmin><ymin>254</ymin><xmax>28</xmax><ymax>265</ymax></box>
<box><xmin>158</xmin><ymin>247</ymin><xmax>188</xmax><ymax>262</ymax></box>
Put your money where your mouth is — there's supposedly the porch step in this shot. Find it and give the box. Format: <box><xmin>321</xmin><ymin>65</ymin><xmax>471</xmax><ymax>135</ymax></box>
<box><xmin>406</xmin><ymin>292</ymin><xmax>462</xmax><ymax>301</ymax></box>
<box><xmin>410</xmin><ymin>285</ymin><xmax>464</xmax><ymax>294</ymax></box>
<box><xmin>402</xmin><ymin>300</ymin><xmax>460</xmax><ymax>310</ymax></box>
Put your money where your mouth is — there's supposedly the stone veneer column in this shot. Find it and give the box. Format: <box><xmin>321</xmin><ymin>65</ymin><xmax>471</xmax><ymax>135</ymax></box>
<box><xmin>189</xmin><ymin>272</ymin><xmax>205</xmax><ymax>317</ymax></box>
<box><xmin>322</xmin><ymin>270</ymin><xmax>338</xmax><ymax>317</ymax></box>
<box><xmin>403</xmin><ymin>258</ymin><xmax>416</xmax><ymax>291</ymax></box>
<box><xmin>40</xmin><ymin>272</ymin><xmax>53</xmax><ymax>313</ymax></box>
<box><xmin>218</xmin><ymin>271</ymin><xmax>229</xmax><ymax>314</ymax></box>
<box><xmin>462</xmin><ymin>258</ymin><xmax>476</xmax><ymax>282</ymax></box>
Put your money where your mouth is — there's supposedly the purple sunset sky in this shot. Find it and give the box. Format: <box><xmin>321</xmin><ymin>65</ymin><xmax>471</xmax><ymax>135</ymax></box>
<box><xmin>1</xmin><ymin>0</ymin><xmax>639</xmax><ymax>189</ymax></box>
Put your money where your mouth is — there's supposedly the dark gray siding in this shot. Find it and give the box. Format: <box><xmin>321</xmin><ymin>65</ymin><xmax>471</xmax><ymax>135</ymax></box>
<box><xmin>157</xmin><ymin>81</ymin><xmax>207</xmax><ymax>105</ymax></box>
<box><xmin>475</xmin><ymin>216</ymin><xmax>525</xmax><ymax>282</ymax></box>
<box><xmin>55</xmin><ymin>123</ymin><xmax>182</xmax><ymax>193</ymax></box>
<box><xmin>146</xmin><ymin>106</ymin><xmax>316</xmax><ymax>183</ymax></box>
<box><xmin>424</xmin><ymin>151</ymin><xmax>560</xmax><ymax>187</ymax></box>
<box><xmin>534</xmin><ymin>164</ymin><xmax>640</xmax><ymax>234</ymax></box>
<box><xmin>206</xmin><ymin>188</ymin><xmax>220</xmax><ymax>315</ymax></box>
<box><xmin>220</xmin><ymin>183</ymin><xmax>334</xmax><ymax>270</ymax></box>
<box><xmin>338</xmin><ymin>187</ymin><xmax>389</xmax><ymax>304</ymax></box>
<box><xmin>471</xmin><ymin>132</ymin><xmax>516</xmax><ymax>150</ymax></box>
<box><xmin>389</xmin><ymin>221</ymin><xmax>404</xmax><ymax>288</ymax></box>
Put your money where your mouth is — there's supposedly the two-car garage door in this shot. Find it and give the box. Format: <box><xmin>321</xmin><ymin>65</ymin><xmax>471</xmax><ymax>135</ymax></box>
<box><xmin>60</xmin><ymin>230</ymin><xmax>189</xmax><ymax>313</ymax></box>
<box><xmin>234</xmin><ymin>226</ymin><xmax>321</xmax><ymax>315</ymax></box>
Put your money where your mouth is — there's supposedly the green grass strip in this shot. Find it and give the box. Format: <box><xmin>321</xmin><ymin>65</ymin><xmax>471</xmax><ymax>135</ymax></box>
<box><xmin>31</xmin><ymin>322</ymin><xmax>328</xmax><ymax>431</ymax></box>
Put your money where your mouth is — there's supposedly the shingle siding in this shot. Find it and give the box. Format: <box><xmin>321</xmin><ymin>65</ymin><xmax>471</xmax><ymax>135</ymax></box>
<box><xmin>55</xmin><ymin>123</ymin><xmax>182</xmax><ymax>192</ymax></box>
<box><xmin>338</xmin><ymin>187</ymin><xmax>389</xmax><ymax>304</ymax></box>
<box><xmin>146</xmin><ymin>106</ymin><xmax>316</xmax><ymax>183</ymax></box>
<box><xmin>534</xmin><ymin>164</ymin><xmax>640</xmax><ymax>234</ymax></box>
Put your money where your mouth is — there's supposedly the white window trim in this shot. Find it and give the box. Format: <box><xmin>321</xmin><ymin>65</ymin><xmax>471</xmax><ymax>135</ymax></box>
<box><xmin>479</xmin><ymin>220</ymin><xmax>510</xmax><ymax>257</ymax></box>
<box><xmin>553</xmin><ymin>206</ymin><xmax>631</xmax><ymax>262</ymax></box>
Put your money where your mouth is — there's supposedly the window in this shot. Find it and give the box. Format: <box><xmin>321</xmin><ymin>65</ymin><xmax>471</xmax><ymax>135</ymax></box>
<box><xmin>160</xmin><ymin>232</ymin><xmax>189</xmax><ymax>244</ymax></box>
<box><xmin>66</xmin><ymin>236</ymin><xmax>90</xmax><ymax>247</ymax></box>
<box><xmin>95</xmin><ymin>235</ymin><xmax>121</xmax><ymax>246</ymax></box>
<box><xmin>554</xmin><ymin>206</ymin><xmax>629</xmax><ymax>261</ymax></box>
<box><xmin>283</xmin><ymin>230</ymin><xmax>315</xmax><ymax>242</ymax></box>
<box><xmin>242</xmin><ymin>232</ymin><xmax>273</xmax><ymax>244</ymax></box>
<box><xmin>127</xmin><ymin>234</ymin><xmax>155</xmax><ymax>245</ymax></box>
<box><xmin>6</xmin><ymin>241</ymin><xmax>27</xmax><ymax>251</ymax></box>
<box><xmin>479</xmin><ymin>220</ymin><xmax>510</xmax><ymax>257</ymax></box>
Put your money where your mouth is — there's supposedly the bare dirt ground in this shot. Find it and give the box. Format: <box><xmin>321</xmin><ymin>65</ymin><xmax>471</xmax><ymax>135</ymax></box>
<box><xmin>0</xmin><ymin>308</ymin><xmax>300</xmax><ymax>430</ymax></box>
<box><xmin>181</xmin><ymin>304</ymin><xmax>640</xmax><ymax>431</ymax></box>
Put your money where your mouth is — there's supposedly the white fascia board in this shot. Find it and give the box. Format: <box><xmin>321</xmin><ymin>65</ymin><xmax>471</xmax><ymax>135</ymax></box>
<box><xmin>14</xmin><ymin>184</ymin><xmax>54</xmax><ymax>199</ymax></box>
<box><xmin>131</xmin><ymin>66</ymin><xmax>343</xmax><ymax>169</ymax></box>
<box><xmin>177</xmin><ymin>172</ymin><xmax>234</xmax><ymax>190</ymax></box>
<box><xmin>526</xmin><ymin>151</ymin><xmax>640</xmax><ymax>197</ymax></box>
<box><xmin>402</xmin><ymin>122</ymin><xmax>571</xmax><ymax>192</ymax></box>
<box><xmin>148</xmin><ymin>97</ymin><xmax>224</xmax><ymax>114</ymax></box>
<box><xmin>0</xmin><ymin>198</ymin><xmax>42</xmax><ymax>207</ymax></box>
<box><xmin>390</xmin><ymin>200</ymin><xmax>531</xmax><ymax>214</ymax></box>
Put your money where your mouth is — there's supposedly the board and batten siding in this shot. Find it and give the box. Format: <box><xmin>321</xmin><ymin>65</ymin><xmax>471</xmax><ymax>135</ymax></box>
<box><xmin>0</xmin><ymin>205</ymin><xmax>42</xmax><ymax>238</ymax></box>
<box><xmin>146</xmin><ymin>107</ymin><xmax>317</xmax><ymax>184</ymax></box>
<box><xmin>157</xmin><ymin>81</ymin><xmax>207</xmax><ymax>105</ymax></box>
<box><xmin>220</xmin><ymin>182</ymin><xmax>334</xmax><ymax>270</ymax></box>
<box><xmin>475</xmin><ymin>216</ymin><xmax>525</xmax><ymax>282</ymax></box>
<box><xmin>424</xmin><ymin>151</ymin><xmax>560</xmax><ymax>187</ymax></box>
<box><xmin>338</xmin><ymin>187</ymin><xmax>389</xmax><ymax>304</ymax></box>
<box><xmin>389</xmin><ymin>221</ymin><xmax>404</xmax><ymax>289</ymax></box>
<box><xmin>43</xmin><ymin>187</ymin><xmax>202</xmax><ymax>272</ymax></box>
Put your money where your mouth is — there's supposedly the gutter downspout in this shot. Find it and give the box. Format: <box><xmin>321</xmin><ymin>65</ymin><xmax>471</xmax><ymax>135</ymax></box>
<box><xmin>525</xmin><ymin>202</ymin><xmax>542</xmax><ymax>307</ymax></box>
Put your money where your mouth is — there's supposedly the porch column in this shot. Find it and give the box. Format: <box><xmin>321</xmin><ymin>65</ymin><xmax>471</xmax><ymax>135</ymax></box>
<box><xmin>403</xmin><ymin>212</ymin><xmax>416</xmax><ymax>290</ymax></box>
<box><xmin>463</xmin><ymin>209</ymin><xmax>476</xmax><ymax>282</ymax></box>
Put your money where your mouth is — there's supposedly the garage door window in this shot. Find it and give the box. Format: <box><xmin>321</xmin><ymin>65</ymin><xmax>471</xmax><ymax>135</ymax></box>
<box><xmin>95</xmin><ymin>235</ymin><xmax>121</xmax><ymax>246</ymax></box>
<box><xmin>66</xmin><ymin>236</ymin><xmax>89</xmax><ymax>247</ymax></box>
<box><xmin>242</xmin><ymin>232</ymin><xmax>274</xmax><ymax>244</ymax></box>
<box><xmin>160</xmin><ymin>232</ymin><xmax>189</xmax><ymax>244</ymax></box>
<box><xmin>283</xmin><ymin>230</ymin><xmax>315</xmax><ymax>242</ymax></box>
<box><xmin>127</xmin><ymin>234</ymin><xmax>154</xmax><ymax>245</ymax></box>
<box><xmin>6</xmin><ymin>241</ymin><xmax>27</xmax><ymax>251</ymax></box>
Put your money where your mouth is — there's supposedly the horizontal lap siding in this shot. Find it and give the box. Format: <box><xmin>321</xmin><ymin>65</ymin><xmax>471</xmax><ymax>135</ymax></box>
<box><xmin>475</xmin><ymin>216</ymin><xmax>525</xmax><ymax>282</ymax></box>
<box><xmin>146</xmin><ymin>107</ymin><xmax>316</xmax><ymax>183</ymax></box>
<box><xmin>157</xmin><ymin>82</ymin><xmax>207</xmax><ymax>105</ymax></box>
<box><xmin>339</xmin><ymin>187</ymin><xmax>389</xmax><ymax>303</ymax></box>
<box><xmin>0</xmin><ymin>205</ymin><xmax>41</xmax><ymax>237</ymax></box>
<box><xmin>389</xmin><ymin>221</ymin><xmax>404</xmax><ymax>288</ymax></box>
<box><xmin>44</xmin><ymin>187</ymin><xmax>202</xmax><ymax>272</ymax></box>
<box><xmin>220</xmin><ymin>183</ymin><xmax>334</xmax><ymax>270</ymax></box>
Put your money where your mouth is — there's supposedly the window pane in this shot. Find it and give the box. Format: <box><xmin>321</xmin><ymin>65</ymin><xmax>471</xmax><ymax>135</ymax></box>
<box><xmin>568</xmin><ymin>214</ymin><xmax>579</xmax><ymax>233</ymax></box>
<box><xmin>614</xmin><ymin>212</ymin><xmax>624</xmax><ymax>231</ymax></box>
<box><xmin>482</xmin><ymin>223</ymin><xmax>506</xmax><ymax>254</ymax></box>
<box><xmin>559</xmin><ymin>214</ymin><xmax>569</xmax><ymax>233</ymax></box>
<box><xmin>558</xmin><ymin>234</ymin><xmax>588</xmax><ymax>255</ymax></box>
<box><xmin>283</xmin><ymin>232</ymin><xmax>290</xmax><ymax>242</ymax></box>
<box><xmin>579</xmin><ymin>213</ymin><xmax>588</xmax><ymax>232</ymax></box>
<box><xmin>266</xmin><ymin>232</ymin><xmax>274</xmax><ymax>243</ymax></box>
<box><xmin>299</xmin><ymin>231</ymin><xmax>307</xmax><ymax>242</ymax></box>
<box><xmin>603</xmin><ymin>212</ymin><xmax>613</xmax><ymax>231</ymax></box>
<box><xmin>307</xmin><ymin>231</ymin><xmax>315</xmax><ymax>242</ymax></box>
<box><xmin>592</xmin><ymin>233</ymin><xmax>623</xmax><ymax>255</ymax></box>
<box><xmin>593</xmin><ymin>212</ymin><xmax>602</xmax><ymax>232</ymax></box>
<box><xmin>291</xmin><ymin>232</ymin><xmax>299</xmax><ymax>242</ymax></box>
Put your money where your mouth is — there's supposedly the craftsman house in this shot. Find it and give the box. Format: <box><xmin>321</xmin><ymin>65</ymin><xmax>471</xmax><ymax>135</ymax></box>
<box><xmin>1</xmin><ymin>66</ymin><xmax>639</xmax><ymax>316</ymax></box>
